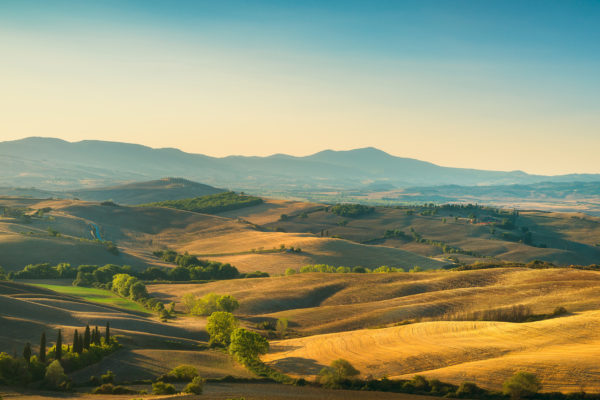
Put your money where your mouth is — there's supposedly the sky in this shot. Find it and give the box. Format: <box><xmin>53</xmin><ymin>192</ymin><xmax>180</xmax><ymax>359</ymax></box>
<box><xmin>1</xmin><ymin>0</ymin><xmax>599</xmax><ymax>175</ymax></box>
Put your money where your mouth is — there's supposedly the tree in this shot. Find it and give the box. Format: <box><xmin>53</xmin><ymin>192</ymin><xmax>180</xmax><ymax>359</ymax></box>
<box><xmin>55</xmin><ymin>329</ymin><xmax>62</xmax><ymax>361</ymax></box>
<box><xmin>84</xmin><ymin>325</ymin><xmax>91</xmax><ymax>350</ymax></box>
<box><xmin>73</xmin><ymin>330</ymin><xmax>80</xmax><ymax>354</ymax></box>
<box><xmin>216</xmin><ymin>295</ymin><xmax>239</xmax><ymax>313</ymax></box>
<box><xmin>276</xmin><ymin>318</ymin><xmax>288</xmax><ymax>339</ymax></box>
<box><xmin>105</xmin><ymin>322</ymin><xmax>111</xmax><ymax>344</ymax></box>
<box><xmin>318</xmin><ymin>359</ymin><xmax>360</xmax><ymax>387</ymax></box>
<box><xmin>206</xmin><ymin>312</ymin><xmax>238</xmax><ymax>346</ymax></box>
<box><xmin>228</xmin><ymin>328</ymin><xmax>269</xmax><ymax>363</ymax></box>
<box><xmin>45</xmin><ymin>360</ymin><xmax>66</xmax><ymax>388</ymax></box>
<box><xmin>23</xmin><ymin>343</ymin><xmax>31</xmax><ymax>365</ymax></box>
<box><xmin>285</xmin><ymin>268</ymin><xmax>296</xmax><ymax>276</ymax></box>
<box><xmin>40</xmin><ymin>332</ymin><xmax>46</xmax><ymax>363</ymax></box>
<box><xmin>129</xmin><ymin>281</ymin><xmax>148</xmax><ymax>300</ymax></box>
<box><xmin>94</xmin><ymin>326</ymin><xmax>101</xmax><ymax>345</ymax></box>
<box><xmin>181</xmin><ymin>293</ymin><xmax>197</xmax><ymax>313</ymax></box>
<box><xmin>503</xmin><ymin>371</ymin><xmax>542</xmax><ymax>400</ymax></box>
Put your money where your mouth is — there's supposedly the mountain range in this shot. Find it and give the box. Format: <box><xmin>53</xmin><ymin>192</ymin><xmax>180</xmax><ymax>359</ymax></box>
<box><xmin>1</xmin><ymin>137</ymin><xmax>599</xmax><ymax>192</ymax></box>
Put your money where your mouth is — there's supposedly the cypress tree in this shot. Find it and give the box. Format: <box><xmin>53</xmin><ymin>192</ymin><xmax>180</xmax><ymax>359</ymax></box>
<box><xmin>40</xmin><ymin>332</ymin><xmax>47</xmax><ymax>363</ymax></box>
<box><xmin>73</xmin><ymin>330</ymin><xmax>80</xmax><ymax>354</ymax></box>
<box><xmin>84</xmin><ymin>324</ymin><xmax>91</xmax><ymax>350</ymax></box>
<box><xmin>56</xmin><ymin>329</ymin><xmax>62</xmax><ymax>361</ymax></box>
<box><xmin>23</xmin><ymin>342</ymin><xmax>31</xmax><ymax>365</ymax></box>
<box><xmin>94</xmin><ymin>326</ymin><xmax>101</xmax><ymax>345</ymax></box>
<box><xmin>105</xmin><ymin>321</ymin><xmax>110</xmax><ymax>344</ymax></box>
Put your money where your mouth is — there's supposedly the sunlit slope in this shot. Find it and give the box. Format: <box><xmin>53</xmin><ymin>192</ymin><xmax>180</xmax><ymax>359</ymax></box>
<box><xmin>263</xmin><ymin>310</ymin><xmax>600</xmax><ymax>392</ymax></box>
<box><xmin>150</xmin><ymin>268</ymin><xmax>600</xmax><ymax>334</ymax></box>
<box><xmin>0</xmin><ymin>197</ymin><xmax>444</xmax><ymax>273</ymax></box>
<box><xmin>264</xmin><ymin>207</ymin><xmax>600</xmax><ymax>265</ymax></box>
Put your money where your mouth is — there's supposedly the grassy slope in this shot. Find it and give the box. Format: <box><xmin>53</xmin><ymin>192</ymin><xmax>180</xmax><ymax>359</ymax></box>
<box><xmin>28</xmin><ymin>283</ymin><xmax>148</xmax><ymax>314</ymax></box>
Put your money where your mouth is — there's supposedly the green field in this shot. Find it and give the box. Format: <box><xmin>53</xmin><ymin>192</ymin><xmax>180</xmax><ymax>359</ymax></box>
<box><xmin>30</xmin><ymin>283</ymin><xmax>150</xmax><ymax>314</ymax></box>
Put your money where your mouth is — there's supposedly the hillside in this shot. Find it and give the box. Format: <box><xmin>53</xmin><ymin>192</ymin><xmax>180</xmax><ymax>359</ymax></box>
<box><xmin>146</xmin><ymin>267</ymin><xmax>600</xmax><ymax>392</ymax></box>
<box><xmin>0</xmin><ymin>196</ymin><xmax>445</xmax><ymax>272</ymax></box>
<box><xmin>69</xmin><ymin>177</ymin><xmax>225</xmax><ymax>205</ymax></box>
<box><xmin>2</xmin><ymin>137</ymin><xmax>599</xmax><ymax>192</ymax></box>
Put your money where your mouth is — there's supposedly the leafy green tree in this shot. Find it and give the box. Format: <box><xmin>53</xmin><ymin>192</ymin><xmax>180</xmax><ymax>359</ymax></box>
<box><xmin>45</xmin><ymin>360</ymin><xmax>67</xmax><ymax>388</ymax></box>
<box><xmin>181</xmin><ymin>293</ymin><xmax>197</xmax><ymax>313</ymax></box>
<box><xmin>276</xmin><ymin>318</ymin><xmax>288</xmax><ymax>339</ymax></box>
<box><xmin>129</xmin><ymin>281</ymin><xmax>148</xmax><ymax>300</ymax></box>
<box><xmin>503</xmin><ymin>371</ymin><xmax>542</xmax><ymax>400</ymax></box>
<box><xmin>228</xmin><ymin>328</ymin><xmax>269</xmax><ymax>363</ymax></box>
<box><xmin>216</xmin><ymin>295</ymin><xmax>239</xmax><ymax>313</ymax></box>
<box><xmin>39</xmin><ymin>332</ymin><xmax>46</xmax><ymax>363</ymax></box>
<box><xmin>207</xmin><ymin>312</ymin><xmax>238</xmax><ymax>346</ymax></box>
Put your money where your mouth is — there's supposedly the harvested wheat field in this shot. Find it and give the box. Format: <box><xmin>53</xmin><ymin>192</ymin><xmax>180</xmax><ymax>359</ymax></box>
<box><xmin>150</xmin><ymin>267</ymin><xmax>600</xmax><ymax>334</ymax></box>
<box><xmin>255</xmin><ymin>268</ymin><xmax>600</xmax><ymax>392</ymax></box>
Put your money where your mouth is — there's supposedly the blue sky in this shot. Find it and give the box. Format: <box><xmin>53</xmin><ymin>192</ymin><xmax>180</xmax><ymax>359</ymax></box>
<box><xmin>1</xmin><ymin>0</ymin><xmax>599</xmax><ymax>174</ymax></box>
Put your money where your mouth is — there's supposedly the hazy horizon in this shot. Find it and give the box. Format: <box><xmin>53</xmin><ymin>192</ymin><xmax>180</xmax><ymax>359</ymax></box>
<box><xmin>1</xmin><ymin>1</ymin><xmax>599</xmax><ymax>175</ymax></box>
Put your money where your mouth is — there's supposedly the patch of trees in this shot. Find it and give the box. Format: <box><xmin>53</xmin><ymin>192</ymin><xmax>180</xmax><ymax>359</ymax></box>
<box><xmin>10</xmin><ymin>262</ymin><xmax>79</xmax><ymax>280</ymax></box>
<box><xmin>0</xmin><ymin>324</ymin><xmax>117</xmax><ymax>391</ymax></box>
<box><xmin>152</xmin><ymin>249</ymin><xmax>268</xmax><ymax>280</ymax></box>
<box><xmin>330</xmin><ymin>203</ymin><xmax>375</xmax><ymax>218</ymax></box>
<box><xmin>182</xmin><ymin>293</ymin><xmax>239</xmax><ymax>316</ymax></box>
<box><xmin>142</xmin><ymin>191</ymin><xmax>263</xmax><ymax>214</ymax></box>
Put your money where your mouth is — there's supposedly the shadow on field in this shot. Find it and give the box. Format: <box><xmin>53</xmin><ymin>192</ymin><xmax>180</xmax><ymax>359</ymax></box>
<box><xmin>269</xmin><ymin>357</ymin><xmax>325</xmax><ymax>375</ymax></box>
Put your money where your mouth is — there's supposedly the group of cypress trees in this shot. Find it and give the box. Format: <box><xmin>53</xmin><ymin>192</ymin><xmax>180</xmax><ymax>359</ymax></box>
<box><xmin>34</xmin><ymin>322</ymin><xmax>111</xmax><ymax>362</ymax></box>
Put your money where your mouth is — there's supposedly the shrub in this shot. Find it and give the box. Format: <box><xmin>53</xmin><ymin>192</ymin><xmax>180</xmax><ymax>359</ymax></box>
<box><xmin>183</xmin><ymin>376</ymin><xmax>205</xmax><ymax>394</ymax></box>
<box><xmin>318</xmin><ymin>359</ymin><xmax>359</xmax><ymax>387</ymax></box>
<box><xmin>162</xmin><ymin>365</ymin><xmax>198</xmax><ymax>382</ymax></box>
<box><xmin>503</xmin><ymin>371</ymin><xmax>542</xmax><ymax>399</ymax></box>
<box><xmin>152</xmin><ymin>381</ymin><xmax>177</xmax><ymax>395</ymax></box>
<box><xmin>552</xmin><ymin>306</ymin><xmax>568</xmax><ymax>316</ymax></box>
<box><xmin>92</xmin><ymin>383</ymin><xmax>137</xmax><ymax>394</ymax></box>
<box><xmin>455</xmin><ymin>381</ymin><xmax>485</xmax><ymax>398</ymax></box>
<box><xmin>101</xmin><ymin>370</ymin><xmax>115</xmax><ymax>384</ymax></box>
<box><xmin>285</xmin><ymin>268</ymin><xmax>296</xmax><ymax>275</ymax></box>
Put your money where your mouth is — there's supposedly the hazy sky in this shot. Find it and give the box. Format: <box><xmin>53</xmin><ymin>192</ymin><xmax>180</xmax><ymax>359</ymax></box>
<box><xmin>1</xmin><ymin>1</ymin><xmax>599</xmax><ymax>175</ymax></box>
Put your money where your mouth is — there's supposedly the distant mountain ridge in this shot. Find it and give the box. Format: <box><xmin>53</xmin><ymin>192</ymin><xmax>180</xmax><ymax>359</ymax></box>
<box><xmin>1</xmin><ymin>137</ymin><xmax>599</xmax><ymax>191</ymax></box>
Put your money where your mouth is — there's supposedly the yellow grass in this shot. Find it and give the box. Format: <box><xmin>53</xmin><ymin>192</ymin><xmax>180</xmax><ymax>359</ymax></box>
<box><xmin>250</xmin><ymin>268</ymin><xmax>600</xmax><ymax>392</ymax></box>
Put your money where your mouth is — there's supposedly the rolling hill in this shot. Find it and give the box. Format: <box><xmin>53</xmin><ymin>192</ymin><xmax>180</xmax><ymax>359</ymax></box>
<box><xmin>146</xmin><ymin>267</ymin><xmax>600</xmax><ymax>392</ymax></box>
<box><xmin>2</xmin><ymin>137</ymin><xmax>599</xmax><ymax>192</ymax></box>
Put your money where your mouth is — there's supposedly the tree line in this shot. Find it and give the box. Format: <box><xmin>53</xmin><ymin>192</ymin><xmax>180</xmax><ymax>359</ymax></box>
<box><xmin>0</xmin><ymin>323</ymin><xmax>116</xmax><ymax>390</ymax></box>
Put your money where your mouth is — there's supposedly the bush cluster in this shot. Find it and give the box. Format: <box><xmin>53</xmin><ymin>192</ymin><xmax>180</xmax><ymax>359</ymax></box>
<box><xmin>330</xmin><ymin>203</ymin><xmax>375</xmax><ymax>218</ymax></box>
